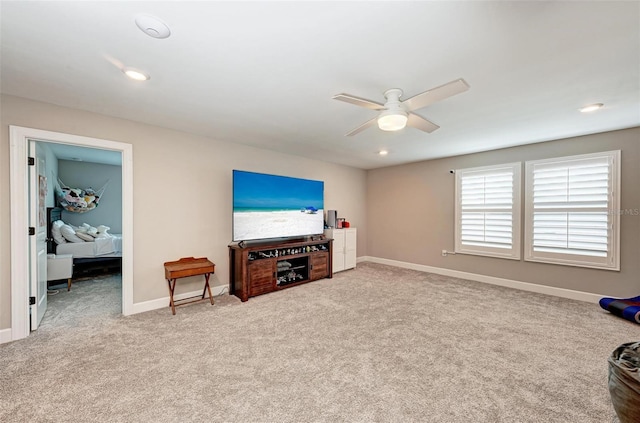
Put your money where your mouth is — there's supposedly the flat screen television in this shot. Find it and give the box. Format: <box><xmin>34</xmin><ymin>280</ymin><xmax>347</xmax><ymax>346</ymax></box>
<box><xmin>232</xmin><ymin>170</ymin><xmax>325</xmax><ymax>242</ymax></box>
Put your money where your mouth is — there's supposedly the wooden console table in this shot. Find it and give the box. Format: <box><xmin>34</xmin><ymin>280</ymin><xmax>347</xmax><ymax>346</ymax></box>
<box><xmin>164</xmin><ymin>257</ymin><xmax>215</xmax><ymax>315</ymax></box>
<box><xmin>229</xmin><ymin>238</ymin><xmax>332</xmax><ymax>302</ymax></box>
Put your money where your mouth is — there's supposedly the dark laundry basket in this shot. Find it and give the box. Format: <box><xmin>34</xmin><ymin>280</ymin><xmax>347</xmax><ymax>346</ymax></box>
<box><xmin>608</xmin><ymin>341</ymin><xmax>640</xmax><ymax>423</ymax></box>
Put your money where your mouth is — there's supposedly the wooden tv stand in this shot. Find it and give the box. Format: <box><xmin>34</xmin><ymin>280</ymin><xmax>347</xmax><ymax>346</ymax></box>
<box><xmin>228</xmin><ymin>238</ymin><xmax>333</xmax><ymax>301</ymax></box>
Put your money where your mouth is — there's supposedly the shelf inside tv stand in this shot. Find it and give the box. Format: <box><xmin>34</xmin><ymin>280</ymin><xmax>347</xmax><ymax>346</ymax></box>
<box><xmin>228</xmin><ymin>238</ymin><xmax>333</xmax><ymax>301</ymax></box>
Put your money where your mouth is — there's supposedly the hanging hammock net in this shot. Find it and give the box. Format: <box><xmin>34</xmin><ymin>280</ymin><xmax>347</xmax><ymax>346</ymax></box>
<box><xmin>56</xmin><ymin>178</ymin><xmax>109</xmax><ymax>213</ymax></box>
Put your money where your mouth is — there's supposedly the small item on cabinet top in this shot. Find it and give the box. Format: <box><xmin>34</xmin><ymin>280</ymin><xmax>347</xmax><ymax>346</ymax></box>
<box><xmin>343</xmin><ymin>221</ymin><xmax>350</xmax><ymax>228</ymax></box>
<box><xmin>337</xmin><ymin>218</ymin><xmax>345</xmax><ymax>229</ymax></box>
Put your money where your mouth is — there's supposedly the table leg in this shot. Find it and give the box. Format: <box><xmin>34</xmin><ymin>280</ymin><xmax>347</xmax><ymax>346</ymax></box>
<box><xmin>167</xmin><ymin>278</ymin><xmax>177</xmax><ymax>315</ymax></box>
<box><xmin>203</xmin><ymin>273</ymin><xmax>214</xmax><ymax>305</ymax></box>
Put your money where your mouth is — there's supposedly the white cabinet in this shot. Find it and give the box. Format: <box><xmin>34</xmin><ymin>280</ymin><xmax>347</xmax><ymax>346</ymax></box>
<box><xmin>324</xmin><ymin>228</ymin><xmax>356</xmax><ymax>273</ymax></box>
<box><xmin>344</xmin><ymin>228</ymin><xmax>357</xmax><ymax>270</ymax></box>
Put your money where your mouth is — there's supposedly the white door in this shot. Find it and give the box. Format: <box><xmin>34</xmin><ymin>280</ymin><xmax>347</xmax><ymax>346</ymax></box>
<box><xmin>29</xmin><ymin>140</ymin><xmax>48</xmax><ymax>330</ymax></box>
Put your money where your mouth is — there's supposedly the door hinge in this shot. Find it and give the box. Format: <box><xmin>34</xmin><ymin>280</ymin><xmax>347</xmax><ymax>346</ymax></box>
<box><xmin>28</xmin><ymin>157</ymin><xmax>35</xmax><ymax>166</ymax></box>
<box><xmin>29</xmin><ymin>227</ymin><xmax>35</xmax><ymax>236</ymax></box>
<box><xmin>29</xmin><ymin>296</ymin><xmax>36</xmax><ymax>305</ymax></box>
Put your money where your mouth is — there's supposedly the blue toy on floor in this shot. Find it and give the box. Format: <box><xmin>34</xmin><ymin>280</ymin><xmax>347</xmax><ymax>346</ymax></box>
<box><xmin>600</xmin><ymin>296</ymin><xmax>640</xmax><ymax>324</ymax></box>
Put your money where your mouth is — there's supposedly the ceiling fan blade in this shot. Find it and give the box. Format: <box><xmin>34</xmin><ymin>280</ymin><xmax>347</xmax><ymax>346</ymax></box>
<box><xmin>402</xmin><ymin>78</ymin><xmax>470</xmax><ymax>112</ymax></box>
<box><xmin>345</xmin><ymin>117</ymin><xmax>378</xmax><ymax>136</ymax></box>
<box><xmin>333</xmin><ymin>94</ymin><xmax>386</xmax><ymax>111</ymax></box>
<box><xmin>407</xmin><ymin>113</ymin><xmax>440</xmax><ymax>133</ymax></box>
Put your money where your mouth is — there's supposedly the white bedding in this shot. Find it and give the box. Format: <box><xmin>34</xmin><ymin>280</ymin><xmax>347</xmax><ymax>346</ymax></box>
<box><xmin>56</xmin><ymin>234</ymin><xmax>122</xmax><ymax>258</ymax></box>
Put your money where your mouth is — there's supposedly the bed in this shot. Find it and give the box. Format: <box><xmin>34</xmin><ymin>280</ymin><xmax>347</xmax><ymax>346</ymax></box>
<box><xmin>55</xmin><ymin>235</ymin><xmax>122</xmax><ymax>258</ymax></box>
<box><xmin>47</xmin><ymin>207</ymin><xmax>122</xmax><ymax>277</ymax></box>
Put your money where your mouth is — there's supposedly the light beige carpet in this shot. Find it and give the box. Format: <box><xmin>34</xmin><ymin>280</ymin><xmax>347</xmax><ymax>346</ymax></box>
<box><xmin>1</xmin><ymin>263</ymin><xmax>638</xmax><ymax>422</ymax></box>
<box><xmin>43</xmin><ymin>274</ymin><xmax>122</xmax><ymax>330</ymax></box>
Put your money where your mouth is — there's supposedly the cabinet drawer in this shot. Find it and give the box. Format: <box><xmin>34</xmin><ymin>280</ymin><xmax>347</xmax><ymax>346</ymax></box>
<box><xmin>250</xmin><ymin>279</ymin><xmax>274</xmax><ymax>296</ymax></box>
<box><xmin>248</xmin><ymin>261</ymin><xmax>275</xmax><ymax>296</ymax></box>
<box><xmin>310</xmin><ymin>252</ymin><xmax>329</xmax><ymax>280</ymax></box>
<box><xmin>250</xmin><ymin>280</ymin><xmax>274</xmax><ymax>296</ymax></box>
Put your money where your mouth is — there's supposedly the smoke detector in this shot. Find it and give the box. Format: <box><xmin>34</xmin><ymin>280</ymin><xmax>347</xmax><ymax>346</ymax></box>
<box><xmin>135</xmin><ymin>14</ymin><xmax>171</xmax><ymax>39</ymax></box>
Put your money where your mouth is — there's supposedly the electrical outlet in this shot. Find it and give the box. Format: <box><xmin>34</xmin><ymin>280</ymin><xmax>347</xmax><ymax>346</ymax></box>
<box><xmin>441</xmin><ymin>249</ymin><xmax>447</xmax><ymax>257</ymax></box>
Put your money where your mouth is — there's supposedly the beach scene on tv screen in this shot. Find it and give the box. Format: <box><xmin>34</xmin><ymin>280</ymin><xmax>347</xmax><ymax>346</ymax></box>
<box><xmin>233</xmin><ymin>171</ymin><xmax>324</xmax><ymax>241</ymax></box>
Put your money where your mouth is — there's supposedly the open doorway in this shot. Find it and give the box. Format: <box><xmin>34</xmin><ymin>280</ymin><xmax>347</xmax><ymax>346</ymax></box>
<box><xmin>9</xmin><ymin>126</ymin><xmax>133</xmax><ymax>342</ymax></box>
<box><xmin>41</xmin><ymin>143</ymin><xmax>123</xmax><ymax>329</ymax></box>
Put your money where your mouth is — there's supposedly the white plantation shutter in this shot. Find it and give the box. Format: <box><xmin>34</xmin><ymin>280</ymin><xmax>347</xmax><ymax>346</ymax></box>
<box><xmin>525</xmin><ymin>151</ymin><xmax>620</xmax><ymax>270</ymax></box>
<box><xmin>455</xmin><ymin>163</ymin><xmax>521</xmax><ymax>259</ymax></box>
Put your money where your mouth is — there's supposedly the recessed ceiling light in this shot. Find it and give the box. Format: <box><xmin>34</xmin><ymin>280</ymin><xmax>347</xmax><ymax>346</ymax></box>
<box><xmin>123</xmin><ymin>68</ymin><xmax>150</xmax><ymax>81</ymax></box>
<box><xmin>579</xmin><ymin>103</ymin><xmax>603</xmax><ymax>113</ymax></box>
<box><xmin>378</xmin><ymin>150</ymin><xmax>389</xmax><ymax>156</ymax></box>
<box><xmin>135</xmin><ymin>14</ymin><xmax>171</xmax><ymax>39</ymax></box>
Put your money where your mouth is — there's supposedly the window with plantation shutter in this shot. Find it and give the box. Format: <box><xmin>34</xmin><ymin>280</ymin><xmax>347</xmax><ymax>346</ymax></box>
<box><xmin>524</xmin><ymin>151</ymin><xmax>620</xmax><ymax>270</ymax></box>
<box><xmin>455</xmin><ymin>163</ymin><xmax>521</xmax><ymax>259</ymax></box>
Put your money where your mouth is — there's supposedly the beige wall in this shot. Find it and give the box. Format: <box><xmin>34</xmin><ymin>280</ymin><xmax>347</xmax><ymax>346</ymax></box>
<box><xmin>0</xmin><ymin>95</ymin><xmax>368</xmax><ymax>330</ymax></box>
<box><xmin>367</xmin><ymin>127</ymin><xmax>640</xmax><ymax>298</ymax></box>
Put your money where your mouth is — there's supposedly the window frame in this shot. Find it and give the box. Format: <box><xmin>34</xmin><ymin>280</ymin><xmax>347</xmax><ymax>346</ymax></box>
<box><xmin>454</xmin><ymin>162</ymin><xmax>522</xmax><ymax>260</ymax></box>
<box><xmin>524</xmin><ymin>150</ymin><xmax>620</xmax><ymax>271</ymax></box>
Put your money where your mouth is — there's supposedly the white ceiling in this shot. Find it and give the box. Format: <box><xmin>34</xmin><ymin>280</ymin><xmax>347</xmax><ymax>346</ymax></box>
<box><xmin>2</xmin><ymin>1</ymin><xmax>638</xmax><ymax>170</ymax></box>
<box><xmin>45</xmin><ymin>142</ymin><xmax>122</xmax><ymax>167</ymax></box>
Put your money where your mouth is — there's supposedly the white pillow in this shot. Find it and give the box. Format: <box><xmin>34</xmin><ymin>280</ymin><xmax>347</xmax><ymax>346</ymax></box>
<box><xmin>77</xmin><ymin>223</ymin><xmax>98</xmax><ymax>237</ymax></box>
<box><xmin>51</xmin><ymin>220</ymin><xmax>67</xmax><ymax>244</ymax></box>
<box><xmin>97</xmin><ymin>225</ymin><xmax>110</xmax><ymax>234</ymax></box>
<box><xmin>60</xmin><ymin>224</ymin><xmax>85</xmax><ymax>243</ymax></box>
<box><xmin>76</xmin><ymin>231</ymin><xmax>94</xmax><ymax>242</ymax></box>
<box><xmin>87</xmin><ymin>226</ymin><xmax>98</xmax><ymax>237</ymax></box>
<box><xmin>96</xmin><ymin>225</ymin><xmax>111</xmax><ymax>238</ymax></box>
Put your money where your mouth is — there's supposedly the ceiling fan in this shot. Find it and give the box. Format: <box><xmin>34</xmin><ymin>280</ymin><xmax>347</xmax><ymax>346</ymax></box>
<box><xmin>332</xmin><ymin>78</ymin><xmax>470</xmax><ymax>136</ymax></box>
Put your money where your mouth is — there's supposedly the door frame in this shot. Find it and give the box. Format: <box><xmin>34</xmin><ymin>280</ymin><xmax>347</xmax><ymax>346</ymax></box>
<box><xmin>10</xmin><ymin>125</ymin><xmax>134</xmax><ymax>341</ymax></box>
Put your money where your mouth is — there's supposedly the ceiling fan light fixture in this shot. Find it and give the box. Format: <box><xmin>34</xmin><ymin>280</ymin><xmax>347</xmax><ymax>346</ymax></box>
<box><xmin>377</xmin><ymin>110</ymin><xmax>408</xmax><ymax>131</ymax></box>
<box><xmin>333</xmin><ymin>80</ymin><xmax>468</xmax><ymax>136</ymax></box>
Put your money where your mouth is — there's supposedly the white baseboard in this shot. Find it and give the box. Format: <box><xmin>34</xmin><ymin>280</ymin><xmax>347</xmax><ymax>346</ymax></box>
<box><xmin>131</xmin><ymin>285</ymin><xmax>228</xmax><ymax>315</ymax></box>
<box><xmin>360</xmin><ymin>256</ymin><xmax>604</xmax><ymax>304</ymax></box>
<box><xmin>0</xmin><ymin>328</ymin><xmax>13</xmax><ymax>344</ymax></box>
